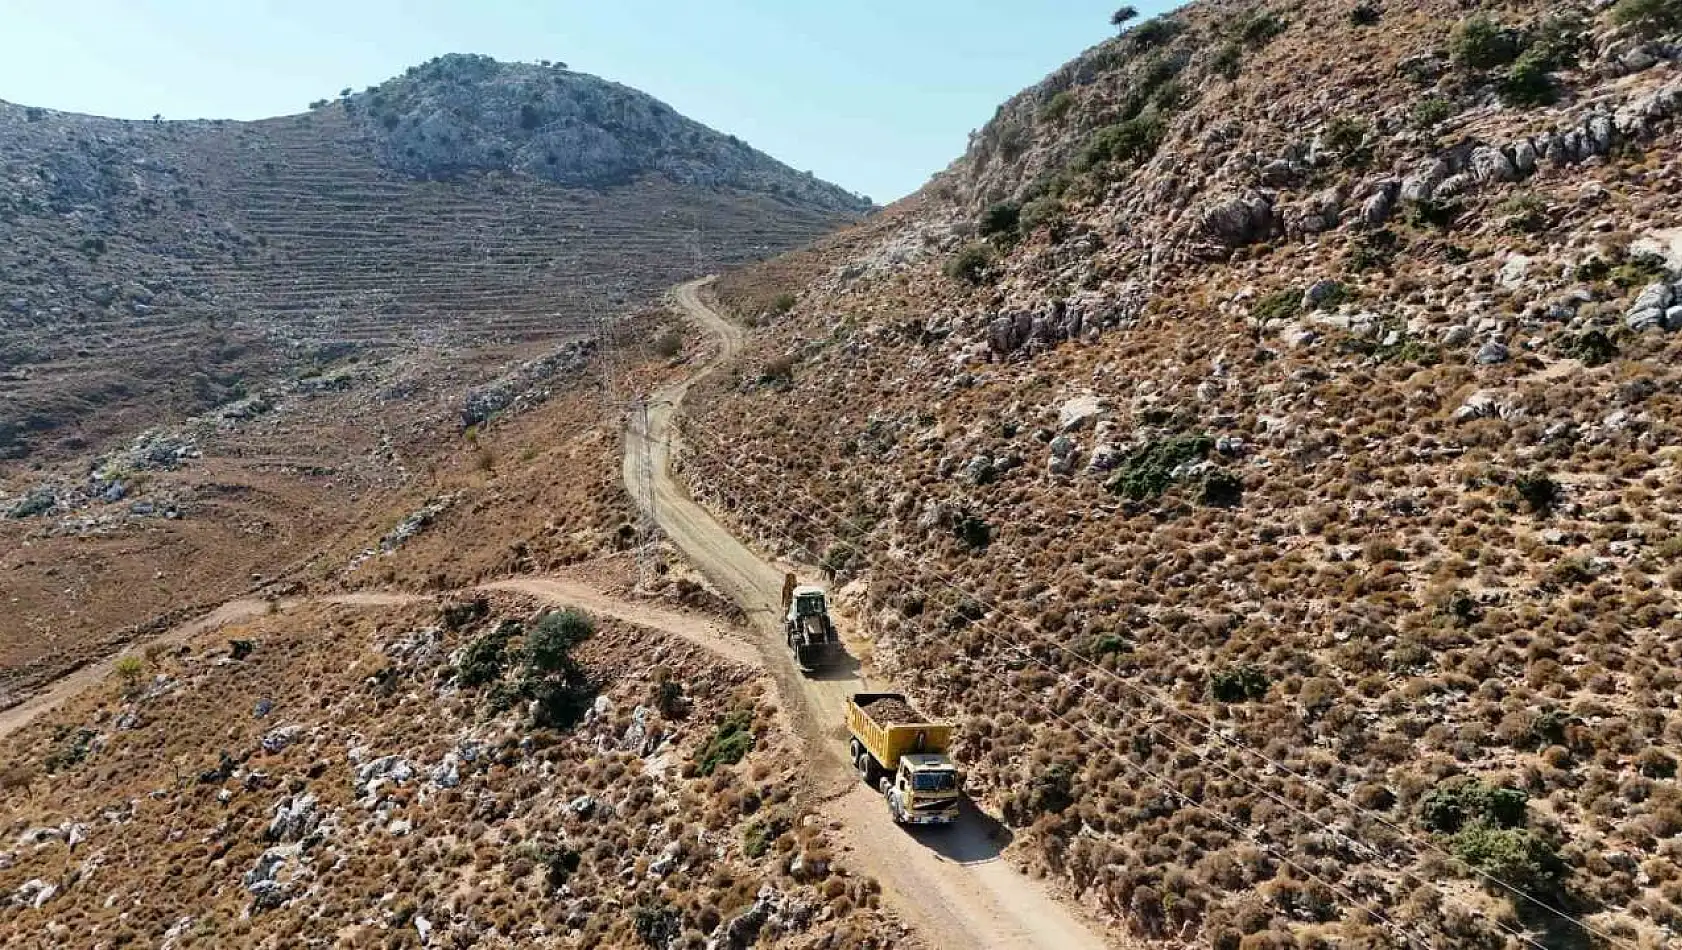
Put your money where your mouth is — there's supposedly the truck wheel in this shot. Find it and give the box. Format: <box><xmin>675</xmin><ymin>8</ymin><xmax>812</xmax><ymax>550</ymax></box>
<box><xmin>855</xmin><ymin>752</ymin><xmax>871</xmax><ymax>781</ymax></box>
<box><xmin>877</xmin><ymin>777</ymin><xmax>893</xmax><ymax>799</ymax></box>
<box><xmin>849</xmin><ymin>738</ymin><xmax>862</xmax><ymax>761</ymax></box>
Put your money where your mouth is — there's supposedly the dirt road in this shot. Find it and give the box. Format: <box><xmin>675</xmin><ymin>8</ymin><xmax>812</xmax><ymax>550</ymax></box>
<box><xmin>625</xmin><ymin>278</ymin><xmax>1114</xmax><ymax>950</ymax></box>
<box><xmin>0</xmin><ymin>579</ymin><xmax>759</xmax><ymax>742</ymax></box>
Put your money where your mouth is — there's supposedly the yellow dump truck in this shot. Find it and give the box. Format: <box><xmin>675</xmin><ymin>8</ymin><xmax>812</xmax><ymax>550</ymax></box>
<box><xmin>845</xmin><ymin>693</ymin><xmax>962</xmax><ymax>825</ymax></box>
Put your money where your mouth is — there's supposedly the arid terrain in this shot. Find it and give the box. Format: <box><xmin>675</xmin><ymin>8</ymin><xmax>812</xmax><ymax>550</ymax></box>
<box><xmin>0</xmin><ymin>54</ymin><xmax>867</xmax><ymax>710</ymax></box>
<box><xmin>9</xmin><ymin>1</ymin><xmax>1682</xmax><ymax>948</ymax></box>
<box><xmin>683</xmin><ymin>1</ymin><xmax>1682</xmax><ymax>947</ymax></box>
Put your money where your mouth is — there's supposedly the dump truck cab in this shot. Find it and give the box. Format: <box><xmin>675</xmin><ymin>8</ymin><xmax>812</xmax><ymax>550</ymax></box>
<box><xmin>845</xmin><ymin>692</ymin><xmax>962</xmax><ymax>826</ymax></box>
<box><xmin>783</xmin><ymin>581</ymin><xmax>843</xmax><ymax>672</ymax></box>
<box><xmin>884</xmin><ymin>752</ymin><xmax>962</xmax><ymax>825</ymax></box>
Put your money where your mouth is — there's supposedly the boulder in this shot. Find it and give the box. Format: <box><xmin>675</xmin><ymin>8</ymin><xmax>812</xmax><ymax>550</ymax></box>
<box><xmin>430</xmin><ymin>753</ymin><xmax>462</xmax><ymax>789</ymax></box>
<box><xmin>12</xmin><ymin>879</ymin><xmax>56</xmax><ymax>909</ymax></box>
<box><xmin>1196</xmin><ymin>191</ymin><xmax>1275</xmax><ymax>247</ymax></box>
<box><xmin>1302</xmin><ymin>279</ymin><xmax>1345</xmax><ymax>311</ymax></box>
<box><xmin>1470</xmin><ymin>145</ymin><xmax>1517</xmax><ymax>184</ymax></box>
<box><xmin>1360</xmin><ymin>180</ymin><xmax>1400</xmax><ymax>227</ymax></box>
<box><xmin>1510</xmin><ymin>138</ymin><xmax>1538</xmax><ymax>176</ymax></box>
<box><xmin>261</xmin><ymin>725</ymin><xmax>303</xmax><ymax>754</ymax></box>
<box><xmin>266</xmin><ymin>794</ymin><xmax>319</xmax><ymax>843</ymax></box>
<box><xmin>1499</xmin><ymin>254</ymin><xmax>1532</xmax><ymax>290</ymax></box>
<box><xmin>1628</xmin><ymin>283</ymin><xmax>1675</xmax><ymax>331</ymax></box>
<box><xmin>961</xmin><ymin>454</ymin><xmax>996</xmax><ymax>485</ymax></box>
<box><xmin>1057</xmin><ymin>395</ymin><xmax>1105</xmax><ymax>432</ymax></box>
<box><xmin>1475</xmin><ymin>340</ymin><xmax>1510</xmax><ymax>365</ymax></box>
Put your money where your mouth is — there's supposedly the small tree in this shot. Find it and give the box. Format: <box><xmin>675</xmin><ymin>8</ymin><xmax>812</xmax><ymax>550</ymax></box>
<box><xmin>1111</xmin><ymin>5</ymin><xmax>1139</xmax><ymax>29</ymax></box>
<box><xmin>114</xmin><ymin>656</ymin><xmax>146</xmax><ymax>694</ymax></box>
<box><xmin>526</xmin><ymin>609</ymin><xmax>594</xmax><ymax>676</ymax></box>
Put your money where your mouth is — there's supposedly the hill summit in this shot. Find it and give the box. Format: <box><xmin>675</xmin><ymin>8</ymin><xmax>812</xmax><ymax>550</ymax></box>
<box><xmin>350</xmin><ymin>54</ymin><xmax>871</xmax><ymax>210</ymax></box>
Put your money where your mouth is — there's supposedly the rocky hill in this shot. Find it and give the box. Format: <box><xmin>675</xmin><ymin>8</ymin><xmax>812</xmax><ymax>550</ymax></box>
<box><xmin>690</xmin><ymin>1</ymin><xmax>1682</xmax><ymax>946</ymax></box>
<box><xmin>0</xmin><ymin>54</ymin><xmax>867</xmax><ymax>465</ymax></box>
<box><xmin>356</xmin><ymin>54</ymin><xmax>871</xmax><ymax>210</ymax></box>
<box><xmin>0</xmin><ymin>57</ymin><xmax>866</xmax><ymax>717</ymax></box>
<box><xmin>0</xmin><ymin>590</ymin><xmax>901</xmax><ymax>948</ymax></box>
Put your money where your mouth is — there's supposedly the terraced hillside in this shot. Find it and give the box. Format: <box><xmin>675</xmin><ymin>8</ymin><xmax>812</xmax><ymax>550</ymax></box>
<box><xmin>0</xmin><ymin>56</ymin><xmax>866</xmax><ymax>716</ymax></box>
<box><xmin>0</xmin><ymin>55</ymin><xmax>867</xmax><ymax>463</ymax></box>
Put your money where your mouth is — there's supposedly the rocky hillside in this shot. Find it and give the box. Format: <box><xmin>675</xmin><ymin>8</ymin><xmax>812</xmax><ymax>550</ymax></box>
<box><xmin>0</xmin><ymin>55</ymin><xmax>866</xmax><ymax>465</ymax></box>
<box><xmin>692</xmin><ymin>1</ymin><xmax>1682</xmax><ymax>947</ymax></box>
<box><xmin>355</xmin><ymin>54</ymin><xmax>872</xmax><ymax>211</ymax></box>
<box><xmin>0</xmin><ymin>593</ymin><xmax>899</xmax><ymax>948</ymax></box>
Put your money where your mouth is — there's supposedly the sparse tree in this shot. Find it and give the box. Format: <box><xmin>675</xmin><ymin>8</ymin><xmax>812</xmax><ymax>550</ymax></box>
<box><xmin>1111</xmin><ymin>5</ymin><xmax>1140</xmax><ymax>29</ymax></box>
<box><xmin>114</xmin><ymin>655</ymin><xmax>146</xmax><ymax>695</ymax></box>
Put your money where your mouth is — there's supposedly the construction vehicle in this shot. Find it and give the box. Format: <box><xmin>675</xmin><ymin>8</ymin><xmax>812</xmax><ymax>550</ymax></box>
<box><xmin>782</xmin><ymin>573</ymin><xmax>843</xmax><ymax>672</ymax></box>
<box><xmin>845</xmin><ymin>692</ymin><xmax>962</xmax><ymax>825</ymax></box>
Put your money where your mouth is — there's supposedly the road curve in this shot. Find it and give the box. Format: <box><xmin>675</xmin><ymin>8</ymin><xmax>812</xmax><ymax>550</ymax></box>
<box><xmin>0</xmin><ymin>578</ymin><xmax>759</xmax><ymax>743</ymax></box>
<box><xmin>625</xmin><ymin>277</ymin><xmax>1115</xmax><ymax>950</ymax></box>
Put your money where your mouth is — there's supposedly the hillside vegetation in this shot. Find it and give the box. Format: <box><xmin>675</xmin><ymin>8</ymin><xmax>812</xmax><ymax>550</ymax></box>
<box><xmin>0</xmin><ymin>57</ymin><xmax>863</xmax><ymax>717</ymax></box>
<box><xmin>694</xmin><ymin>1</ymin><xmax>1682</xmax><ymax>946</ymax></box>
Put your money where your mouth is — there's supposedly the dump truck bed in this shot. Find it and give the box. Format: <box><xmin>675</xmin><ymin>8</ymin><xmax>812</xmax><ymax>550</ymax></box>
<box><xmin>847</xmin><ymin>693</ymin><xmax>953</xmax><ymax>770</ymax></box>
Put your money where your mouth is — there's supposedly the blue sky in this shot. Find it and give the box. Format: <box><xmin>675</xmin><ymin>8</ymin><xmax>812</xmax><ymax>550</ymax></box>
<box><xmin>0</xmin><ymin>0</ymin><xmax>1172</xmax><ymax>201</ymax></box>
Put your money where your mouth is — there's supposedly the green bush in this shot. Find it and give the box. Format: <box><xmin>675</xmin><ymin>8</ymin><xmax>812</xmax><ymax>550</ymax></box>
<box><xmin>1210</xmin><ymin>664</ymin><xmax>1270</xmax><ymax>702</ymax></box>
<box><xmin>1501</xmin><ymin>51</ymin><xmax>1557</xmax><ymax>107</ymax></box>
<box><xmin>652</xmin><ymin>331</ymin><xmax>682</xmax><ymax>358</ymax></box>
<box><xmin>7</xmin><ymin>492</ymin><xmax>54</xmax><ymax>519</ymax></box>
<box><xmin>44</xmin><ymin>727</ymin><xmax>98</xmax><ymax>774</ymax></box>
<box><xmin>743</xmin><ymin>822</ymin><xmax>773</xmax><ymax>858</ymax></box>
<box><xmin>1080</xmin><ymin>114</ymin><xmax>1167</xmax><ymax>169</ymax></box>
<box><xmin>1448</xmin><ymin>823</ymin><xmax>1562</xmax><ymax>890</ymax></box>
<box><xmin>1233</xmin><ymin>10</ymin><xmax>1287</xmax><ymax>47</ymax></box>
<box><xmin>1419</xmin><ymin>778</ymin><xmax>1528</xmax><ymax>833</ymax></box>
<box><xmin>1129</xmin><ymin>16</ymin><xmax>1184</xmax><ymax>49</ymax></box>
<box><xmin>1089</xmin><ymin>633</ymin><xmax>1132</xmax><ymax>656</ymax></box>
<box><xmin>1041</xmin><ymin>91</ymin><xmax>1077</xmax><ymax>123</ymax></box>
<box><xmin>528</xmin><ymin>679</ymin><xmax>594</xmax><ymax>729</ymax></box>
<box><xmin>1027</xmin><ymin>762</ymin><xmax>1077</xmax><ymax>816</ymax></box>
<box><xmin>526</xmin><ymin>609</ymin><xmax>594</xmax><ymax>676</ymax></box>
<box><xmin>1201</xmin><ymin>469</ymin><xmax>1244</xmax><ymax>507</ymax></box>
<box><xmin>1526</xmin><ymin>14</ymin><xmax>1587</xmax><ymax>70</ymax></box>
<box><xmin>1106</xmin><ymin>433</ymin><xmax>1215</xmax><ymax>500</ymax></box>
<box><xmin>1564</xmin><ymin>329</ymin><xmax>1617</xmax><ymax>367</ymax></box>
<box><xmin>695</xmin><ymin>710</ymin><xmax>755</xmax><ymax>776</ymax></box>
<box><xmin>956</xmin><ymin>515</ymin><xmax>992</xmax><ymax>551</ymax></box>
<box><xmin>979</xmin><ymin>202</ymin><xmax>1021</xmax><ymax>238</ymax></box>
<box><xmin>946</xmin><ymin>243</ymin><xmax>996</xmax><ymax>284</ymax></box>
<box><xmin>1410</xmin><ymin>96</ymin><xmax>1458</xmax><ymax>128</ymax></box>
<box><xmin>820</xmin><ymin>542</ymin><xmax>857</xmax><ymax>575</ymax></box>
<box><xmin>1451</xmin><ymin>15</ymin><xmax>1522</xmax><ymax>70</ymax></box>
<box><xmin>1322</xmin><ymin>117</ymin><xmax>1369</xmax><ymax>166</ymax></box>
<box><xmin>771</xmin><ymin>292</ymin><xmax>797</xmax><ymax>314</ymax></box>
<box><xmin>633</xmin><ymin>906</ymin><xmax>682</xmax><ymax>947</ymax></box>
<box><xmin>1610</xmin><ymin>0</ymin><xmax>1682</xmax><ymax>38</ymax></box>
<box><xmin>1211</xmin><ymin>42</ymin><xmax>1244</xmax><ymax>80</ymax></box>
<box><xmin>1019</xmin><ymin>196</ymin><xmax>1064</xmax><ymax>234</ymax></box>
<box><xmin>1251</xmin><ymin>288</ymin><xmax>1302</xmax><ymax>322</ymax></box>
<box><xmin>1514</xmin><ymin>472</ymin><xmax>1560</xmax><ymax>515</ymax></box>
<box><xmin>1497</xmin><ymin>193</ymin><xmax>1548</xmax><ymax>233</ymax></box>
<box><xmin>457</xmin><ymin>622</ymin><xmax>515</xmax><ymax>687</ymax></box>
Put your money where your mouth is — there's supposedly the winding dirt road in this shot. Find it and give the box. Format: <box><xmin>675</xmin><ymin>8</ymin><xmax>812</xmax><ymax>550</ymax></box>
<box><xmin>0</xmin><ymin>578</ymin><xmax>757</xmax><ymax>742</ymax></box>
<box><xmin>625</xmin><ymin>278</ymin><xmax>1114</xmax><ymax>950</ymax></box>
